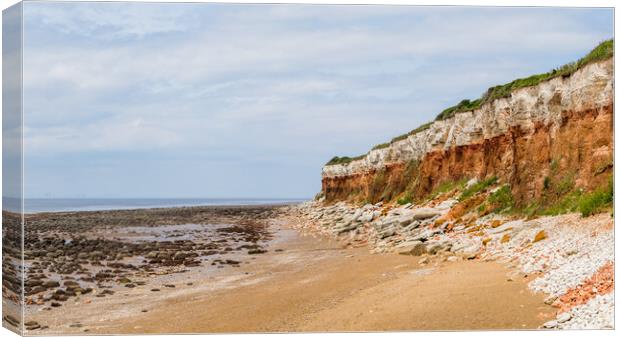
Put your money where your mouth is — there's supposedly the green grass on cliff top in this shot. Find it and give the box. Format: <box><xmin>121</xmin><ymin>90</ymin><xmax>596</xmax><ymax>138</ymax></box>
<box><xmin>435</xmin><ymin>39</ymin><xmax>613</xmax><ymax>121</ymax></box>
<box><xmin>325</xmin><ymin>39</ymin><xmax>613</xmax><ymax>166</ymax></box>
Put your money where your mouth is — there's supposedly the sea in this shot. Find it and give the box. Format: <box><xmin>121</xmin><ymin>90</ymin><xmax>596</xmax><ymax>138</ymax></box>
<box><xmin>3</xmin><ymin>198</ymin><xmax>307</xmax><ymax>214</ymax></box>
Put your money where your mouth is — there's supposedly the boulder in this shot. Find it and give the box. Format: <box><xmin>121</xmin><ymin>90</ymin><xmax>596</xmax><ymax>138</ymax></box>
<box><xmin>358</xmin><ymin>212</ymin><xmax>375</xmax><ymax>223</ymax></box>
<box><xmin>403</xmin><ymin>220</ymin><xmax>421</xmax><ymax>231</ymax></box>
<box><xmin>27</xmin><ymin>286</ymin><xmax>46</xmax><ymax>296</ymax></box>
<box><xmin>334</xmin><ymin>222</ymin><xmax>359</xmax><ymax>234</ymax></box>
<box><xmin>396</xmin><ymin>241</ymin><xmax>427</xmax><ymax>256</ymax></box>
<box><xmin>43</xmin><ymin>280</ymin><xmax>60</xmax><ymax>288</ymax></box>
<box><xmin>451</xmin><ymin>240</ymin><xmax>481</xmax><ymax>257</ymax></box>
<box><xmin>411</xmin><ymin>208</ymin><xmax>441</xmax><ymax>220</ymax></box>
<box><xmin>378</xmin><ymin>228</ymin><xmax>396</xmax><ymax>239</ymax></box>
<box><xmin>426</xmin><ymin>241</ymin><xmax>452</xmax><ymax>255</ymax></box>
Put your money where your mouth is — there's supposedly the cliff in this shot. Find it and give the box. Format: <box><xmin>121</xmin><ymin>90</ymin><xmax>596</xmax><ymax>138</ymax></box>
<box><xmin>321</xmin><ymin>43</ymin><xmax>614</xmax><ymax>206</ymax></box>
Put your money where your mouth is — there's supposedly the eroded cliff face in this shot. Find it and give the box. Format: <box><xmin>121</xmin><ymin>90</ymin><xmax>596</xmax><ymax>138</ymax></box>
<box><xmin>322</xmin><ymin>58</ymin><xmax>613</xmax><ymax>204</ymax></box>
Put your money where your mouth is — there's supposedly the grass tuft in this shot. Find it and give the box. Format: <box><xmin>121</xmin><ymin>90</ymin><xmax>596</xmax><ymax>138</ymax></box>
<box><xmin>397</xmin><ymin>194</ymin><xmax>413</xmax><ymax>205</ymax></box>
<box><xmin>459</xmin><ymin>177</ymin><xmax>498</xmax><ymax>201</ymax></box>
<box><xmin>486</xmin><ymin>185</ymin><xmax>514</xmax><ymax>213</ymax></box>
<box><xmin>428</xmin><ymin>178</ymin><xmax>468</xmax><ymax>200</ymax></box>
<box><xmin>578</xmin><ymin>176</ymin><xmax>613</xmax><ymax>217</ymax></box>
<box><xmin>325</xmin><ymin>155</ymin><xmax>367</xmax><ymax>166</ymax></box>
<box><xmin>435</xmin><ymin>39</ymin><xmax>613</xmax><ymax>121</ymax></box>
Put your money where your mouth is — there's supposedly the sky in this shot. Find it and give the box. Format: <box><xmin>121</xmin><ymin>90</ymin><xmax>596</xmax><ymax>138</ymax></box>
<box><xmin>17</xmin><ymin>2</ymin><xmax>613</xmax><ymax>199</ymax></box>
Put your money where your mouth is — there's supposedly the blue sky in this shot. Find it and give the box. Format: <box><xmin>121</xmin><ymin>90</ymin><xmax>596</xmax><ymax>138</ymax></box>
<box><xmin>20</xmin><ymin>3</ymin><xmax>613</xmax><ymax>199</ymax></box>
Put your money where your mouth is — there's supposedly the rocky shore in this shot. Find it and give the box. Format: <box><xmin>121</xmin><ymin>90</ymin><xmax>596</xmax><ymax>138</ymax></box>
<box><xmin>2</xmin><ymin>205</ymin><xmax>283</xmax><ymax>333</ymax></box>
<box><xmin>1</xmin><ymin>196</ymin><xmax>613</xmax><ymax>332</ymax></box>
<box><xmin>287</xmin><ymin>181</ymin><xmax>614</xmax><ymax>330</ymax></box>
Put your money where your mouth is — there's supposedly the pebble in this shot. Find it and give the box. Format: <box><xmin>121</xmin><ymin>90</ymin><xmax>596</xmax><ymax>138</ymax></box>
<box><xmin>542</xmin><ymin>320</ymin><xmax>558</xmax><ymax>329</ymax></box>
<box><xmin>292</xmin><ymin>199</ymin><xmax>615</xmax><ymax>330</ymax></box>
<box><xmin>556</xmin><ymin>312</ymin><xmax>572</xmax><ymax>323</ymax></box>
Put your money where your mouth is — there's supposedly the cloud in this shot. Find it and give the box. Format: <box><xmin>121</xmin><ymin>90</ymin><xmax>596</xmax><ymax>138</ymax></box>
<box><xmin>24</xmin><ymin>116</ymin><xmax>181</xmax><ymax>154</ymax></box>
<box><xmin>18</xmin><ymin>3</ymin><xmax>613</xmax><ymax>197</ymax></box>
<box><xmin>24</xmin><ymin>2</ymin><xmax>191</xmax><ymax>39</ymax></box>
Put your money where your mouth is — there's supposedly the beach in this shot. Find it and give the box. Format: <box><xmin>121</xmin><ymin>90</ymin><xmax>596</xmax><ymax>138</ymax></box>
<box><xmin>2</xmin><ymin>204</ymin><xmax>565</xmax><ymax>333</ymax></box>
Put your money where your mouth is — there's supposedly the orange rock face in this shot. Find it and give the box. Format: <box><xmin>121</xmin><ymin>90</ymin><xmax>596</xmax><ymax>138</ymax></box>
<box><xmin>322</xmin><ymin>103</ymin><xmax>613</xmax><ymax>205</ymax></box>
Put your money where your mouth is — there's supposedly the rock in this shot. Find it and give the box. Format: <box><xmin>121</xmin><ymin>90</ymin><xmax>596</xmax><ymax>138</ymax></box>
<box><xmin>397</xmin><ymin>214</ymin><xmax>415</xmax><ymax>227</ymax></box>
<box><xmin>26</xmin><ymin>279</ymin><xmax>44</xmax><ymax>287</ymax></box>
<box><xmin>557</xmin><ymin>312</ymin><xmax>572</xmax><ymax>323</ymax></box>
<box><xmin>542</xmin><ymin>320</ymin><xmax>558</xmax><ymax>329</ymax></box>
<box><xmin>358</xmin><ymin>212</ymin><xmax>375</xmax><ymax>223</ymax></box>
<box><xmin>335</xmin><ymin>222</ymin><xmax>359</xmax><ymax>234</ymax></box>
<box><xmin>490</xmin><ymin>220</ymin><xmax>502</xmax><ymax>228</ymax></box>
<box><xmin>43</xmin><ymin>280</ymin><xmax>60</xmax><ymax>288</ymax></box>
<box><xmin>418</xmin><ymin>257</ymin><xmax>430</xmax><ymax>265</ymax></box>
<box><xmin>396</xmin><ymin>241</ymin><xmax>427</xmax><ymax>256</ymax></box>
<box><xmin>403</xmin><ymin>220</ymin><xmax>421</xmax><ymax>231</ymax></box>
<box><xmin>25</xmin><ymin>321</ymin><xmax>40</xmax><ymax>330</ymax></box>
<box><xmin>451</xmin><ymin>240</ymin><xmax>481</xmax><ymax>257</ymax></box>
<box><xmin>4</xmin><ymin>315</ymin><xmax>19</xmax><ymax>326</ymax></box>
<box><xmin>435</xmin><ymin>199</ymin><xmax>458</xmax><ymax>211</ymax></box>
<box><xmin>533</xmin><ymin>230</ymin><xmax>547</xmax><ymax>243</ymax></box>
<box><xmin>28</xmin><ymin>286</ymin><xmax>47</xmax><ymax>295</ymax></box>
<box><xmin>564</xmin><ymin>249</ymin><xmax>579</xmax><ymax>257</ymax></box>
<box><xmin>64</xmin><ymin>280</ymin><xmax>79</xmax><ymax>287</ymax></box>
<box><xmin>500</xmin><ymin>234</ymin><xmax>510</xmax><ymax>243</ymax></box>
<box><xmin>465</xmin><ymin>178</ymin><xmax>479</xmax><ymax>188</ymax></box>
<box><xmin>544</xmin><ymin>296</ymin><xmax>558</xmax><ymax>305</ymax></box>
<box><xmin>379</xmin><ymin>228</ymin><xmax>396</xmax><ymax>239</ymax></box>
<box><xmin>173</xmin><ymin>252</ymin><xmax>187</xmax><ymax>260</ymax></box>
<box><xmin>411</xmin><ymin>208</ymin><xmax>441</xmax><ymax>220</ymax></box>
<box><xmin>426</xmin><ymin>241</ymin><xmax>452</xmax><ymax>255</ymax></box>
<box><xmin>506</xmin><ymin>270</ymin><xmax>521</xmax><ymax>282</ymax></box>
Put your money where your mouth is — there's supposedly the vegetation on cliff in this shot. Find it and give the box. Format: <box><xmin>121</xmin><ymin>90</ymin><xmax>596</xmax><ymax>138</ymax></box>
<box><xmin>435</xmin><ymin>39</ymin><xmax>613</xmax><ymax>121</ymax></box>
<box><xmin>325</xmin><ymin>154</ymin><xmax>367</xmax><ymax>166</ymax></box>
<box><xmin>523</xmin><ymin>174</ymin><xmax>614</xmax><ymax>218</ymax></box>
<box><xmin>325</xmin><ymin>39</ymin><xmax>613</xmax><ymax>166</ymax></box>
<box><xmin>425</xmin><ymin>173</ymin><xmax>612</xmax><ymax>218</ymax></box>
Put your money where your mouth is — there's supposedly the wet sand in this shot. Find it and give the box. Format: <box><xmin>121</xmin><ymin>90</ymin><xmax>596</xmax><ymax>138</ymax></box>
<box><xmin>28</xmin><ymin>221</ymin><xmax>554</xmax><ymax>334</ymax></box>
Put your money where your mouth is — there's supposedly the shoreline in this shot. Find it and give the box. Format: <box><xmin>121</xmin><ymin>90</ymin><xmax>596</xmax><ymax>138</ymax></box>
<box><xmin>22</xmin><ymin>218</ymin><xmax>554</xmax><ymax>334</ymax></box>
<box><xmin>5</xmin><ymin>199</ymin><xmax>307</xmax><ymax>216</ymax></box>
<box><xmin>3</xmin><ymin>202</ymin><xmax>613</xmax><ymax>333</ymax></box>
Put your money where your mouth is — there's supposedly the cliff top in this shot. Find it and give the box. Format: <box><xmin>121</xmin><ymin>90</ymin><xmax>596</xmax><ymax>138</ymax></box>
<box><xmin>326</xmin><ymin>39</ymin><xmax>614</xmax><ymax>166</ymax></box>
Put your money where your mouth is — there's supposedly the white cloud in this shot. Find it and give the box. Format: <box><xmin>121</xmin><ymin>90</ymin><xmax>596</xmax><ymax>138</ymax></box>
<box><xmin>24</xmin><ymin>117</ymin><xmax>181</xmax><ymax>154</ymax></box>
<box><xmin>24</xmin><ymin>2</ymin><xmax>190</xmax><ymax>39</ymax></box>
<box><xmin>21</xmin><ymin>3</ymin><xmax>612</xmax><ymax>159</ymax></box>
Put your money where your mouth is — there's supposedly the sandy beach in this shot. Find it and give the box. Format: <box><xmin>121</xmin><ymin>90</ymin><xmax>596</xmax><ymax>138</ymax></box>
<box><xmin>3</xmin><ymin>205</ymin><xmax>558</xmax><ymax>334</ymax></box>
